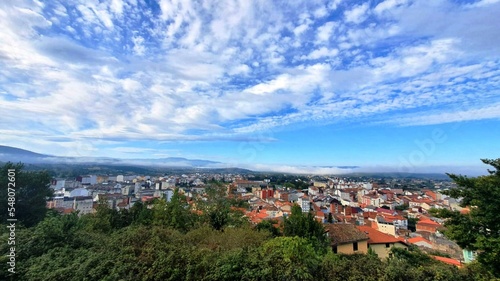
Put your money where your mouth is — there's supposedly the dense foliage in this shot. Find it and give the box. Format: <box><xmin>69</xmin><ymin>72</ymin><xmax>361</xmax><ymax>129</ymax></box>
<box><xmin>3</xmin><ymin>211</ymin><xmax>488</xmax><ymax>281</ymax></box>
<box><xmin>0</xmin><ymin>162</ymin><xmax>497</xmax><ymax>280</ymax></box>
<box><xmin>432</xmin><ymin>158</ymin><xmax>500</xmax><ymax>277</ymax></box>
<box><xmin>0</xmin><ymin>162</ymin><xmax>53</xmax><ymax>227</ymax></box>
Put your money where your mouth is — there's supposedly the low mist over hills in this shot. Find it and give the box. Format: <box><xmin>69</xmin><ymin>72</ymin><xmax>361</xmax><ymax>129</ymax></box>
<box><xmin>0</xmin><ymin>145</ymin><xmax>220</xmax><ymax>168</ymax></box>
<box><xmin>0</xmin><ymin>145</ymin><xmax>458</xmax><ymax>179</ymax></box>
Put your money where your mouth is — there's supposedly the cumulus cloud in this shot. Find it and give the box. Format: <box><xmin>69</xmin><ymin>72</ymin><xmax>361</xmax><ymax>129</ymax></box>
<box><xmin>344</xmin><ymin>3</ymin><xmax>370</xmax><ymax>24</ymax></box>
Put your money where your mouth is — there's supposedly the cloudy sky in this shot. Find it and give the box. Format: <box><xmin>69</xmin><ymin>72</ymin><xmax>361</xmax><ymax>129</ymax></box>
<box><xmin>0</xmin><ymin>0</ymin><xmax>499</xmax><ymax>175</ymax></box>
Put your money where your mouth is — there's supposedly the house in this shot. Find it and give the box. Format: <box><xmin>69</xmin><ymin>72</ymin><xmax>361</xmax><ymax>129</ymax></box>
<box><xmin>423</xmin><ymin>189</ymin><xmax>439</xmax><ymax>201</ymax></box>
<box><xmin>374</xmin><ymin>219</ymin><xmax>397</xmax><ymax>236</ymax></box>
<box><xmin>233</xmin><ymin>180</ymin><xmax>265</xmax><ymax>190</ymax></box>
<box><xmin>274</xmin><ymin>189</ymin><xmax>289</xmax><ymax>201</ymax></box>
<box><xmin>378</xmin><ymin>213</ymin><xmax>408</xmax><ymax>230</ymax></box>
<box><xmin>297</xmin><ymin>196</ymin><xmax>310</xmax><ymax>213</ymax></box>
<box><xmin>358</xmin><ymin>226</ymin><xmax>408</xmax><ymax>259</ymax></box>
<box><xmin>416</xmin><ymin>219</ymin><xmax>442</xmax><ymax>233</ymax></box>
<box><xmin>313</xmin><ymin>181</ymin><xmax>327</xmax><ymax>188</ymax></box>
<box><xmin>308</xmin><ymin>186</ymin><xmax>320</xmax><ymax>196</ymax></box>
<box><xmin>48</xmin><ymin>196</ymin><xmax>94</xmax><ymax>215</ymax></box>
<box><xmin>259</xmin><ymin>188</ymin><xmax>274</xmax><ymax>200</ymax></box>
<box><xmin>361</xmin><ymin>194</ymin><xmax>383</xmax><ymax>207</ymax></box>
<box><xmin>407</xmin><ymin>236</ymin><xmax>433</xmax><ymax>249</ymax></box>
<box><xmin>325</xmin><ymin>224</ymin><xmax>369</xmax><ymax>254</ymax></box>
<box><xmin>462</xmin><ymin>249</ymin><xmax>476</xmax><ymax>263</ymax></box>
<box><xmin>330</xmin><ymin>198</ymin><xmax>343</xmax><ymax>214</ymax></box>
<box><xmin>50</xmin><ymin>178</ymin><xmax>66</xmax><ymax>190</ymax></box>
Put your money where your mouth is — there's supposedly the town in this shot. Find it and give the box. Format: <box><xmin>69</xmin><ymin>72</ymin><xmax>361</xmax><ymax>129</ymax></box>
<box><xmin>47</xmin><ymin>171</ymin><xmax>471</xmax><ymax>267</ymax></box>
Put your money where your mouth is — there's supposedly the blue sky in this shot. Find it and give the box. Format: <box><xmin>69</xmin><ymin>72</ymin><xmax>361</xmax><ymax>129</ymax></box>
<box><xmin>0</xmin><ymin>0</ymin><xmax>499</xmax><ymax>175</ymax></box>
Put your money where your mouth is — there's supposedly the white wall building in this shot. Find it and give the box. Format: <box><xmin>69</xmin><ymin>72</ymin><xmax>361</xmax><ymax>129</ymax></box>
<box><xmin>297</xmin><ymin>196</ymin><xmax>311</xmax><ymax>213</ymax></box>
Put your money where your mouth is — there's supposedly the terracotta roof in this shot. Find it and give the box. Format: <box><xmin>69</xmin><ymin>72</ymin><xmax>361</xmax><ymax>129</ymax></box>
<box><xmin>379</xmin><ymin>213</ymin><xmax>405</xmax><ymax>223</ymax></box>
<box><xmin>357</xmin><ymin>226</ymin><xmax>406</xmax><ymax>245</ymax></box>
<box><xmin>376</xmin><ymin>208</ymin><xmax>394</xmax><ymax>215</ymax></box>
<box><xmin>364</xmin><ymin>211</ymin><xmax>378</xmax><ymax>219</ymax></box>
<box><xmin>407</xmin><ymin>236</ymin><xmax>432</xmax><ymax>245</ymax></box>
<box><xmin>432</xmin><ymin>256</ymin><xmax>462</xmax><ymax>267</ymax></box>
<box><xmin>417</xmin><ymin>219</ymin><xmax>441</xmax><ymax>226</ymax></box>
<box><xmin>63</xmin><ymin>208</ymin><xmax>75</xmax><ymax>214</ymax></box>
<box><xmin>460</xmin><ymin>207</ymin><xmax>470</xmax><ymax>214</ymax></box>
<box><xmin>326</xmin><ymin>224</ymin><xmax>369</xmax><ymax>245</ymax></box>
<box><xmin>382</xmin><ymin>189</ymin><xmax>395</xmax><ymax>194</ymax></box>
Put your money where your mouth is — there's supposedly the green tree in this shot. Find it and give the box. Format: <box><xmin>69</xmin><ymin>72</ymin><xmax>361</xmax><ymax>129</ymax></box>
<box><xmin>431</xmin><ymin>158</ymin><xmax>500</xmax><ymax>277</ymax></box>
<box><xmin>0</xmin><ymin>162</ymin><xmax>53</xmax><ymax>227</ymax></box>
<box><xmin>319</xmin><ymin>253</ymin><xmax>383</xmax><ymax>281</ymax></box>
<box><xmin>256</xmin><ymin>219</ymin><xmax>281</xmax><ymax>237</ymax></box>
<box><xmin>254</xmin><ymin>236</ymin><xmax>320</xmax><ymax>281</ymax></box>
<box><xmin>395</xmin><ymin>203</ymin><xmax>409</xmax><ymax>211</ymax></box>
<box><xmin>197</xmin><ymin>184</ymin><xmax>236</xmax><ymax>231</ymax></box>
<box><xmin>129</xmin><ymin>200</ymin><xmax>153</xmax><ymax>225</ymax></box>
<box><xmin>283</xmin><ymin>205</ymin><xmax>327</xmax><ymax>252</ymax></box>
<box><xmin>153</xmin><ymin>189</ymin><xmax>197</xmax><ymax>232</ymax></box>
<box><xmin>86</xmin><ymin>197</ymin><xmax>118</xmax><ymax>233</ymax></box>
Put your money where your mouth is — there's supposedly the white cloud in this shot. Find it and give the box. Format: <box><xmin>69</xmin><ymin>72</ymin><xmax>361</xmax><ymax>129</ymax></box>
<box><xmin>389</xmin><ymin>102</ymin><xmax>500</xmax><ymax>126</ymax></box>
<box><xmin>228</xmin><ymin>64</ymin><xmax>251</xmax><ymax>75</ymax></box>
<box><xmin>344</xmin><ymin>3</ymin><xmax>370</xmax><ymax>24</ymax></box>
<box><xmin>316</xmin><ymin>21</ymin><xmax>336</xmax><ymax>43</ymax></box>
<box><xmin>242</xmin><ymin>163</ymin><xmax>357</xmax><ymax>175</ymax></box>
<box><xmin>466</xmin><ymin>0</ymin><xmax>500</xmax><ymax>8</ymax></box>
<box><xmin>0</xmin><ymin>0</ymin><xmax>499</xmax><ymax>159</ymax></box>
<box><xmin>371</xmin><ymin>38</ymin><xmax>460</xmax><ymax>79</ymax></box>
<box><xmin>122</xmin><ymin>78</ymin><xmax>142</xmax><ymax>92</ymax></box>
<box><xmin>301</xmin><ymin>47</ymin><xmax>339</xmax><ymax>60</ymax></box>
<box><xmin>374</xmin><ymin>0</ymin><xmax>407</xmax><ymax>14</ymax></box>
<box><xmin>110</xmin><ymin>0</ymin><xmax>124</xmax><ymax>16</ymax></box>
<box><xmin>328</xmin><ymin>0</ymin><xmax>343</xmax><ymax>11</ymax></box>
<box><xmin>132</xmin><ymin>35</ymin><xmax>145</xmax><ymax>55</ymax></box>
<box><xmin>293</xmin><ymin>23</ymin><xmax>309</xmax><ymax>36</ymax></box>
<box><xmin>313</xmin><ymin>6</ymin><xmax>328</xmax><ymax>18</ymax></box>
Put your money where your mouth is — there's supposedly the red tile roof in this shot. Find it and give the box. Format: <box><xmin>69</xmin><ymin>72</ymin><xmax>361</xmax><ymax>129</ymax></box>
<box><xmin>357</xmin><ymin>226</ymin><xmax>407</xmax><ymax>245</ymax></box>
<box><xmin>432</xmin><ymin>256</ymin><xmax>462</xmax><ymax>267</ymax></box>
<box><xmin>417</xmin><ymin>219</ymin><xmax>441</xmax><ymax>226</ymax></box>
<box><xmin>407</xmin><ymin>236</ymin><xmax>432</xmax><ymax>245</ymax></box>
<box><xmin>460</xmin><ymin>207</ymin><xmax>470</xmax><ymax>214</ymax></box>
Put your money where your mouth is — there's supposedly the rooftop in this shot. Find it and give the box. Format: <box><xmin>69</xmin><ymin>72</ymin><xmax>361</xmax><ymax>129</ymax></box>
<box><xmin>326</xmin><ymin>223</ymin><xmax>369</xmax><ymax>245</ymax></box>
<box><xmin>357</xmin><ymin>226</ymin><xmax>406</xmax><ymax>245</ymax></box>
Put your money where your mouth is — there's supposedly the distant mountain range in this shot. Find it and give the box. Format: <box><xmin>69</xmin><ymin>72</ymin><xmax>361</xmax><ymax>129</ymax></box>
<box><xmin>0</xmin><ymin>145</ymin><xmax>221</xmax><ymax>168</ymax></box>
<box><xmin>0</xmin><ymin>145</ymin><xmax>458</xmax><ymax>178</ymax></box>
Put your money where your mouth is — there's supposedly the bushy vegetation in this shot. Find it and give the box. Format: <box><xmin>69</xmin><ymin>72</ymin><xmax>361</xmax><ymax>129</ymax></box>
<box><xmin>0</xmin><ymin>202</ymin><xmax>490</xmax><ymax>280</ymax></box>
<box><xmin>3</xmin><ymin>211</ymin><xmax>487</xmax><ymax>281</ymax></box>
<box><xmin>431</xmin><ymin>158</ymin><xmax>500</xmax><ymax>278</ymax></box>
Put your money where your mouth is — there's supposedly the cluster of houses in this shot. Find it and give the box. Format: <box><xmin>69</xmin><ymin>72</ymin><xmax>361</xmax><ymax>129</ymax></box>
<box><xmin>46</xmin><ymin>174</ymin><xmax>474</xmax><ymax>267</ymax></box>
<box><xmin>235</xmin><ymin>179</ymin><xmax>474</xmax><ymax>266</ymax></box>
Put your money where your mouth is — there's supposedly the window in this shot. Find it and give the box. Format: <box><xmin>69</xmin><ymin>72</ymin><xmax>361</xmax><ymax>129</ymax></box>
<box><xmin>333</xmin><ymin>246</ymin><xmax>337</xmax><ymax>254</ymax></box>
<box><xmin>353</xmin><ymin>242</ymin><xmax>358</xmax><ymax>251</ymax></box>
<box><xmin>386</xmin><ymin>243</ymin><xmax>390</xmax><ymax>248</ymax></box>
